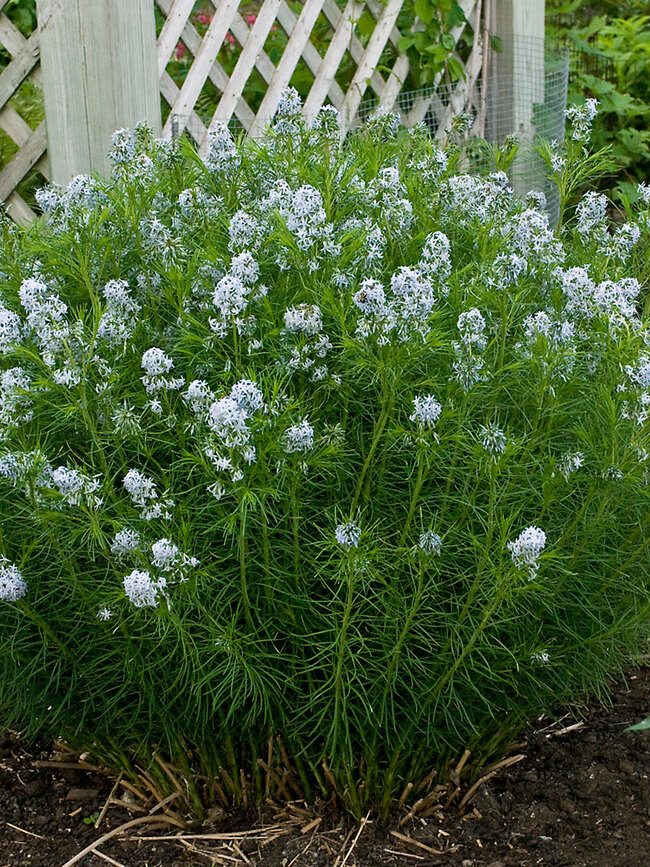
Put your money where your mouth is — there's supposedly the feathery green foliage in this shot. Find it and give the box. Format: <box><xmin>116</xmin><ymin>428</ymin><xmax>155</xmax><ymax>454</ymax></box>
<box><xmin>1</xmin><ymin>98</ymin><xmax>650</xmax><ymax>818</ymax></box>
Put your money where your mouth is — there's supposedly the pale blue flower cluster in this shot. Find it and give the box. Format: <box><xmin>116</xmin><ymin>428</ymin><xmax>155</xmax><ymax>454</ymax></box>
<box><xmin>335</xmin><ymin>523</ymin><xmax>361</xmax><ymax>549</ymax></box>
<box><xmin>508</xmin><ymin>527</ymin><xmax>547</xmax><ymax>580</ymax></box>
<box><xmin>0</xmin><ymin>557</ymin><xmax>26</xmax><ymax>601</ymax></box>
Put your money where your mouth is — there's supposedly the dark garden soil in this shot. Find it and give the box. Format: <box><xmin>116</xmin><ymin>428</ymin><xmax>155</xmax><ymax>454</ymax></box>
<box><xmin>1</xmin><ymin>667</ymin><xmax>649</xmax><ymax>867</ymax></box>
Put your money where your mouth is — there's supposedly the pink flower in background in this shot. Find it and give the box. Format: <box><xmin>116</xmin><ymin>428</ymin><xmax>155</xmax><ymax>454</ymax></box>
<box><xmin>224</xmin><ymin>32</ymin><xmax>236</xmax><ymax>48</ymax></box>
<box><xmin>176</xmin><ymin>41</ymin><xmax>186</xmax><ymax>60</ymax></box>
<box><xmin>247</xmin><ymin>14</ymin><xmax>257</xmax><ymax>26</ymax></box>
<box><xmin>198</xmin><ymin>13</ymin><xmax>208</xmax><ymax>24</ymax></box>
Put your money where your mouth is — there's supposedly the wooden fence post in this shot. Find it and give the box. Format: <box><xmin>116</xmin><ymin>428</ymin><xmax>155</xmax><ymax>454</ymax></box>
<box><xmin>35</xmin><ymin>0</ymin><xmax>161</xmax><ymax>185</ymax></box>
<box><xmin>488</xmin><ymin>0</ymin><xmax>545</xmax><ymax>194</ymax></box>
<box><xmin>489</xmin><ymin>0</ymin><xmax>545</xmax><ymax>139</ymax></box>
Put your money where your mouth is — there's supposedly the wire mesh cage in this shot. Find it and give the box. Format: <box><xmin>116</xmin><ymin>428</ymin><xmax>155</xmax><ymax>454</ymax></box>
<box><xmin>488</xmin><ymin>38</ymin><xmax>570</xmax><ymax>225</ymax></box>
<box><xmin>358</xmin><ymin>37</ymin><xmax>570</xmax><ymax>222</ymax></box>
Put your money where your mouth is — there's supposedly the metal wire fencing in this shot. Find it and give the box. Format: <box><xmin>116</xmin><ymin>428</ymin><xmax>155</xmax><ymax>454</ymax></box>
<box><xmin>355</xmin><ymin>38</ymin><xmax>569</xmax><ymax>222</ymax></box>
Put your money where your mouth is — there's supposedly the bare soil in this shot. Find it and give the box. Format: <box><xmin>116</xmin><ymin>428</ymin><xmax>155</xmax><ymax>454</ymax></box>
<box><xmin>1</xmin><ymin>667</ymin><xmax>649</xmax><ymax>867</ymax></box>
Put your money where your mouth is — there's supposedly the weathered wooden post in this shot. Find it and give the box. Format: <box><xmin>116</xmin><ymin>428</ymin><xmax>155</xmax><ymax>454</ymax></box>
<box><xmin>488</xmin><ymin>0</ymin><xmax>545</xmax><ymax>195</ymax></box>
<box><xmin>489</xmin><ymin>0</ymin><xmax>545</xmax><ymax>139</ymax></box>
<box><xmin>36</xmin><ymin>0</ymin><xmax>161</xmax><ymax>185</ymax></box>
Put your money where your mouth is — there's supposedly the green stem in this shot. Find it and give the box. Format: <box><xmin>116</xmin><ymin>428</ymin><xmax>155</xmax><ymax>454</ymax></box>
<box><xmin>559</xmin><ymin>484</ymin><xmax>611</xmax><ymax>577</ymax></box>
<box><xmin>259</xmin><ymin>506</ymin><xmax>275</xmax><ymax>609</ymax></box>
<box><xmin>249</xmin><ymin>735</ymin><xmax>263</xmax><ymax>801</ymax></box>
<box><xmin>399</xmin><ymin>450</ymin><xmax>426</xmax><ymax>547</ymax></box>
<box><xmin>430</xmin><ymin>590</ymin><xmax>505</xmax><ymax>703</ymax></box>
<box><xmin>224</xmin><ymin>734</ymin><xmax>243</xmax><ymax>804</ymax></box>
<box><xmin>42</xmin><ymin>526</ymin><xmax>106</xmax><ymax>619</ymax></box>
<box><xmin>238</xmin><ymin>503</ymin><xmax>254</xmax><ymax>631</ymax></box>
<box><xmin>232</xmin><ymin>319</ymin><xmax>241</xmax><ymax>373</ymax></box>
<box><xmin>591</xmin><ymin>513</ymin><xmax>650</xmax><ymax>599</ymax></box>
<box><xmin>73</xmin><ymin>338</ymin><xmax>111</xmax><ymax>479</ymax></box>
<box><xmin>453</xmin><ymin>462</ymin><xmax>498</xmax><ymax>628</ymax></box>
<box><xmin>330</xmin><ymin>558</ymin><xmax>356</xmax><ymax>757</ymax></box>
<box><xmin>283</xmin><ymin>734</ymin><xmax>313</xmax><ymax>801</ymax></box>
<box><xmin>382</xmin><ymin>575</ymin><xmax>510</xmax><ymax>817</ymax></box>
<box><xmin>553</xmin><ymin>481</ymin><xmax>599</xmax><ymax>550</ymax></box>
<box><xmin>352</xmin><ymin>398</ymin><xmax>392</xmax><ymax>511</ymax></box>
<box><xmin>344</xmin><ymin>762</ymin><xmax>362</xmax><ymax>819</ymax></box>
<box><xmin>436</xmin><ymin>393</ymin><xmax>471</xmax><ymax>523</ymax></box>
<box><xmin>290</xmin><ymin>470</ymin><xmax>301</xmax><ymax>589</ymax></box>
<box><xmin>562</xmin><ymin>607</ymin><xmax>650</xmax><ymax>656</ymax></box>
<box><xmin>261</xmin><ymin>510</ymin><xmax>271</xmax><ymax>581</ymax></box>
<box><xmin>643</xmin><ymin>279</ymin><xmax>650</xmax><ymax>321</ymax></box>
<box><xmin>370</xmin><ymin>559</ymin><xmax>426</xmax><ymax>757</ymax></box>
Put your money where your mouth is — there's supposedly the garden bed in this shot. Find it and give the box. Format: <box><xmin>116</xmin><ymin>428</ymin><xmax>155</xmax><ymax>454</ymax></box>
<box><xmin>1</xmin><ymin>666</ymin><xmax>649</xmax><ymax>867</ymax></box>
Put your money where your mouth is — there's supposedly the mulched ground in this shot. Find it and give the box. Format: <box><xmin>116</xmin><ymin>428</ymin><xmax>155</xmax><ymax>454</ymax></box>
<box><xmin>1</xmin><ymin>667</ymin><xmax>649</xmax><ymax>867</ymax></box>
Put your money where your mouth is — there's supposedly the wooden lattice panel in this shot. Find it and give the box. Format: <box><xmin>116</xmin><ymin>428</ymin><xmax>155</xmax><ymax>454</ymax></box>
<box><xmin>156</xmin><ymin>0</ymin><xmax>482</xmax><ymax>152</ymax></box>
<box><xmin>0</xmin><ymin>0</ymin><xmax>48</xmax><ymax>223</ymax></box>
<box><xmin>0</xmin><ymin>0</ymin><xmax>483</xmax><ymax>221</ymax></box>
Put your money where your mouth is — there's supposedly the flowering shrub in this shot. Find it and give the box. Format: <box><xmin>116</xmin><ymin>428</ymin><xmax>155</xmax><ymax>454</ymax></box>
<box><xmin>1</xmin><ymin>95</ymin><xmax>650</xmax><ymax>817</ymax></box>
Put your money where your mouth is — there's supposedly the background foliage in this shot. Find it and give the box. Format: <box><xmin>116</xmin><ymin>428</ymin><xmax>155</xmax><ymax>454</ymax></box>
<box><xmin>548</xmin><ymin>1</ymin><xmax>650</xmax><ymax>201</ymax></box>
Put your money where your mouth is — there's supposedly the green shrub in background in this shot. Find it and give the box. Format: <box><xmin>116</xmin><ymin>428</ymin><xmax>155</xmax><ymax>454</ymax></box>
<box><xmin>1</xmin><ymin>96</ymin><xmax>650</xmax><ymax>818</ymax></box>
<box><xmin>548</xmin><ymin>1</ymin><xmax>650</xmax><ymax>201</ymax></box>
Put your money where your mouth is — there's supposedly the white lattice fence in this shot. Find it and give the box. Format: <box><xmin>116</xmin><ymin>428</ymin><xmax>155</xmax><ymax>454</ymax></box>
<box><xmin>0</xmin><ymin>0</ymin><xmax>48</xmax><ymax>223</ymax></box>
<box><xmin>156</xmin><ymin>0</ymin><xmax>482</xmax><ymax>152</ymax></box>
<box><xmin>0</xmin><ymin>0</ymin><xmax>487</xmax><ymax>221</ymax></box>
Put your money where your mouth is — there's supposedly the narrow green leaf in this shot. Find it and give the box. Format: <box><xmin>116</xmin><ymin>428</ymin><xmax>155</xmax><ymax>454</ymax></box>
<box><xmin>626</xmin><ymin>715</ymin><xmax>650</xmax><ymax>731</ymax></box>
